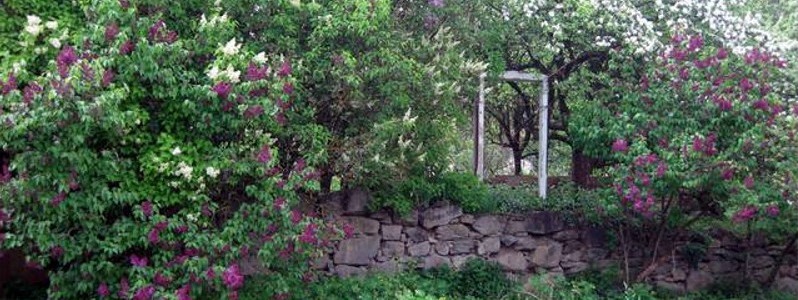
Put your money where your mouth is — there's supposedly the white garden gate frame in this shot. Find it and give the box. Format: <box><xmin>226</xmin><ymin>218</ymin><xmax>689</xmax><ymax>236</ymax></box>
<box><xmin>474</xmin><ymin>71</ymin><xmax>550</xmax><ymax>199</ymax></box>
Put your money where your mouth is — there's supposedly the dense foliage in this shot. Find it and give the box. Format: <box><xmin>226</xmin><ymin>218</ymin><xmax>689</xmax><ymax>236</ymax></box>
<box><xmin>1</xmin><ymin>1</ymin><xmax>333</xmax><ymax>299</ymax></box>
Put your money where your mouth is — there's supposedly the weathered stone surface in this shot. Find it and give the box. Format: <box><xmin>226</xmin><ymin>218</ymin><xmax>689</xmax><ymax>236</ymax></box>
<box><xmin>424</xmin><ymin>254</ymin><xmax>452</xmax><ymax>269</ymax></box>
<box><xmin>750</xmin><ymin>255</ymin><xmax>775</xmax><ymax>269</ymax></box>
<box><xmin>311</xmin><ymin>255</ymin><xmax>331</xmax><ymax>270</ymax></box>
<box><xmin>405</xmin><ymin>227</ymin><xmax>429</xmax><ymax>243</ymax></box>
<box><xmin>686</xmin><ymin>270</ymin><xmax>713</xmax><ymax>291</ymax></box>
<box><xmin>587</xmin><ymin>248</ymin><xmax>609</xmax><ymax>260</ymax></box>
<box><xmin>382</xmin><ymin>241</ymin><xmax>405</xmax><ymax>258</ymax></box>
<box><xmin>395</xmin><ymin>211</ymin><xmax>419</xmax><ymax>226</ymax></box>
<box><xmin>421</xmin><ymin>205</ymin><xmax>463</xmax><ymax>229</ymax></box>
<box><xmin>496</xmin><ymin>249</ymin><xmax>528</xmax><ymax>271</ymax></box>
<box><xmin>372</xmin><ymin>260</ymin><xmax>401</xmax><ymax>274</ymax></box>
<box><xmin>344</xmin><ymin>188</ymin><xmax>372</xmax><ymax>215</ymax></box>
<box><xmin>506</xmin><ymin>212</ymin><xmax>564</xmax><ymax>235</ymax></box>
<box><xmin>478</xmin><ymin>237</ymin><xmax>501</xmax><ymax>255</ymax></box>
<box><xmin>451</xmin><ymin>240</ymin><xmax>476</xmax><ymax>255</ymax></box>
<box><xmin>436</xmin><ymin>224</ymin><xmax>473</xmax><ymax>241</ymax></box>
<box><xmin>460</xmin><ymin>214</ymin><xmax>475</xmax><ymax>224</ymax></box>
<box><xmin>708</xmin><ymin>260</ymin><xmax>738</xmax><ymax>274</ymax></box>
<box><xmin>563</xmin><ymin>262</ymin><xmax>589</xmax><ymax>274</ymax></box>
<box><xmin>775</xmin><ymin>277</ymin><xmax>798</xmax><ymax>294</ymax></box>
<box><xmin>453</xmin><ymin>255</ymin><xmax>477</xmax><ymax>268</ymax></box>
<box><xmin>408</xmin><ymin>241</ymin><xmax>431</xmax><ymax>257</ymax></box>
<box><xmin>530</xmin><ymin>241</ymin><xmax>563</xmax><ymax>268</ymax></box>
<box><xmin>336</xmin><ymin>265</ymin><xmax>367</xmax><ymax>277</ymax></box>
<box><xmin>583</xmin><ymin>227</ymin><xmax>607</xmax><ymax>248</ymax></box>
<box><xmin>562</xmin><ymin>250</ymin><xmax>586</xmax><ymax>263</ymax></box>
<box><xmin>334</xmin><ymin>236</ymin><xmax>380</xmax><ymax>266</ymax></box>
<box><xmin>655</xmin><ymin>281</ymin><xmax>686</xmax><ymax>294</ymax></box>
<box><xmin>501</xmin><ymin>235</ymin><xmax>519</xmax><ymax>247</ymax></box>
<box><xmin>340</xmin><ymin>216</ymin><xmax>380</xmax><ymax>235</ymax></box>
<box><xmin>382</xmin><ymin>225</ymin><xmax>403</xmax><ymax>241</ymax></box>
<box><xmin>435</xmin><ymin>242</ymin><xmax>450</xmax><ymax>255</ymax></box>
<box><xmin>514</xmin><ymin>237</ymin><xmax>543</xmax><ymax>251</ymax></box>
<box><xmin>672</xmin><ymin>269</ymin><xmax>687</xmax><ymax>281</ymax></box>
<box><xmin>553</xmin><ymin>230</ymin><xmax>580</xmax><ymax>241</ymax></box>
<box><xmin>473</xmin><ymin>216</ymin><xmax>503</xmax><ymax>235</ymax></box>
<box><xmin>369</xmin><ymin>211</ymin><xmax>393</xmax><ymax>223</ymax></box>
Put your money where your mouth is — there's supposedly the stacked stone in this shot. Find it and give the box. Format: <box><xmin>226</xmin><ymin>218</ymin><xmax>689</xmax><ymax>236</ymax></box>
<box><xmin>312</xmin><ymin>189</ymin><xmax>798</xmax><ymax>295</ymax></box>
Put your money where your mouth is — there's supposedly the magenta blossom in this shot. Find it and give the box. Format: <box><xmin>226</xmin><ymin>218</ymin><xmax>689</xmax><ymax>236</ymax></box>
<box><xmin>133</xmin><ymin>285</ymin><xmax>155</xmax><ymax>300</ymax></box>
<box><xmin>299</xmin><ymin>223</ymin><xmax>318</xmax><ymax>244</ymax></box>
<box><xmin>429</xmin><ymin>0</ymin><xmax>444</xmax><ymax>7</ymax></box>
<box><xmin>148</xmin><ymin>228</ymin><xmax>160</xmax><ymax>244</ymax></box>
<box><xmin>256</xmin><ymin>145</ymin><xmax>272</xmax><ymax>164</ymax></box>
<box><xmin>98</xmin><ymin>282</ymin><xmax>110</xmax><ymax>298</ymax></box>
<box><xmin>732</xmin><ymin>206</ymin><xmax>758</xmax><ymax>223</ymax></box>
<box><xmin>740</xmin><ymin>78</ymin><xmax>754</xmax><ymax>92</ymax></box>
<box><xmin>273</xmin><ymin>197</ymin><xmax>285</xmax><ymax>210</ymax></box>
<box><xmin>744</xmin><ymin>176</ymin><xmax>755</xmax><ymax>189</ymax></box>
<box><xmin>343</xmin><ymin>223</ymin><xmax>355</xmax><ymax>239</ymax></box>
<box><xmin>291</xmin><ymin>210</ymin><xmax>303</xmax><ymax>224</ymax></box>
<box><xmin>105</xmin><ymin>23</ymin><xmax>120</xmax><ymax>42</ymax></box>
<box><xmin>51</xmin><ymin>192</ymin><xmax>67</xmax><ymax>206</ymax></box>
<box><xmin>120</xmin><ymin>40</ymin><xmax>136</xmax><ymax>55</ymax></box>
<box><xmin>212</xmin><ymin>82</ymin><xmax>232</xmax><ymax>99</ymax></box>
<box><xmin>205</xmin><ymin>267</ymin><xmax>216</xmax><ymax>280</ymax></box>
<box><xmin>229</xmin><ymin>291</ymin><xmax>239</xmax><ymax>300</ymax></box>
<box><xmin>766</xmin><ymin>205</ymin><xmax>780</xmax><ymax>217</ymax></box>
<box><xmin>222</xmin><ymin>265</ymin><xmax>244</xmax><ymax>289</ymax></box>
<box><xmin>176</xmin><ymin>284</ymin><xmax>191</xmax><ymax>300</ymax></box>
<box><xmin>721</xmin><ymin>168</ymin><xmax>734</xmax><ymax>181</ymax></box>
<box><xmin>716</xmin><ymin>48</ymin><xmax>728</xmax><ymax>60</ymax></box>
<box><xmin>101</xmin><ymin>69</ymin><xmax>115</xmax><ymax>87</ymax></box>
<box><xmin>687</xmin><ymin>35</ymin><xmax>703</xmax><ymax>52</ymax></box>
<box><xmin>155</xmin><ymin>272</ymin><xmax>171</xmax><ymax>286</ymax></box>
<box><xmin>118</xmin><ymin>278</ymin><xmax>130</xmax><ymax>299</ymax></box>
<box><xmin>275</xmin><ymin>113</ymin><xmax>287</xmax><ymax>125</ymax></box>
<box><xmin>277</xmin><ymin>61</ymin><xmax>292</xmax><ymax>78</ymax></box>
<box><xmin>243</xmin><ymin>105</ymin><xmax>264</xmax><ymax>119</ymax></box>
<box><xmin>141</xmin><ymin>201</ymin><xmax>153</xmax><ymax>217</ymax></box>
<box><xmin>22</xmin><ymin>82</ymin><xmax>42</xmax><ymax>104</ymax></box>
<box><xmin>130</xmin><ymin>254</ymin><xmax>148</xmax><ymax>267</ymax></box>
<box><xmin>611</xmin><ymin>139</ymin><xmax>629</xmax><ymax>153</ymax></box>
<box><xmin>245</xmin><ymin>63</ymin><xmax>268</xmax><ymax>81</ymax></box>
<box><xmin>283</xmin><ymin>82</ymin><xmax>294</xmax><ymax>95</ymax></box>
<box><xmin>50</xmin><ymin>246</ymin><xmax>64</xmax><ymax>258</ymax></box>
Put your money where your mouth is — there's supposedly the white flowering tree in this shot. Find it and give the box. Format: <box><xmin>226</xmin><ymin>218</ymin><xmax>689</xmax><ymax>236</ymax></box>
<box><xmin>405</xmin><ymin>0</ymin><xmax>797</xmax><ymax>186</ymax></box>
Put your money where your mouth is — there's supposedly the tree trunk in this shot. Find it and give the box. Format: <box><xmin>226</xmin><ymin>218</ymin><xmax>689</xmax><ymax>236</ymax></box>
<box><xmin>319</xmin><ymin>163</ymin><xmax>334</xmax><ymax>194</ymax></box>
<box><xmin>571</xmin><ymin>148</ymin><xmax>599</xmax><ymax>188</ymax></box>
<box><xmin>512</xmin><ymin>149</ymin><xmax>523</xmax><ymax>175</ymax></box>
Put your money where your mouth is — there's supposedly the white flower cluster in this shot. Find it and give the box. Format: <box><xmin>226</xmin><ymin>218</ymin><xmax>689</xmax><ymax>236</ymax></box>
<box><xmin>207</xmin><ymin>65</ymin><xmax>241</xmax><ymax>83</ymax></box>
<box><xmin>199</xmin><ymin>13</ymin><xmax>229</xmax><ymax>28</ymax></box>
<box><xmin>219</xmin><ymin>38</ymin><xmax>241</xmax><ymax>56</ymax></box>
<box><xmin>506</xmin><ymin>0</ymin><xmax>796</xmax><ymax>57</ymax></box>
<box><xmin>174</xmin><ymin>161</ymin><xmax>194</xmax><ymax>180</ymax></box>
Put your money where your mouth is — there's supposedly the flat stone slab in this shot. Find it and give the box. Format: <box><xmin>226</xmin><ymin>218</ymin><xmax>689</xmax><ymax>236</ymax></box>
<box><xmin>334</xmin><ymin>236</ymin><xmax>380</xmax><ymax>266</ymax></box>
<box><xmin>421</xmin><ymin>205</ymin><xmax>462</xmax><ymax>229</ymax></box>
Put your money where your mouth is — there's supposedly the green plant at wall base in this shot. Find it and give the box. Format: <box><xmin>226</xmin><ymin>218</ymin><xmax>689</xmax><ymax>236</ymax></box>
<box><xmin>368</xmin><ymin>172</ymin><xmax>489</xmax><ymax>215</ymax></box>
<box><xmin>454</xmin><ymin>259</ymin><xmax>513</xmax><ymax>299</ymax></box>
<box><xmin>0</xmin><ymin>1</ymin><xmax>333</xmax><ymax>299</ymax></box>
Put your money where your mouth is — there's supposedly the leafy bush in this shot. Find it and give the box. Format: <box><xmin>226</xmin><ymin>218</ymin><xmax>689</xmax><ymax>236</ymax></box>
<box><xmin>454</xmin><ymin>259</ymin><xmax>513</xmax><ymax>299</ymax></box>
<box><xmin>369</xmin><ymin>172</ymin><xmax>489</xmax><ymax>215</ymax></box>
<box><xmin>437</xmin><ymin>172</ymin><xmax>489</xmax><ymax>213</ymax></box>
<box><xmin>0</xmin><ymin>1</ymin><xmax>331</xmax><ymax>299</ymax></box>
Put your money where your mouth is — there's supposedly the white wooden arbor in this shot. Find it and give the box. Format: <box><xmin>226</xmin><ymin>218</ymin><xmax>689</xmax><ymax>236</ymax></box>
<box><xmin>474</xmin><ymin>71</ymin><xmax>550</xmax><ymax>199</ymax></box>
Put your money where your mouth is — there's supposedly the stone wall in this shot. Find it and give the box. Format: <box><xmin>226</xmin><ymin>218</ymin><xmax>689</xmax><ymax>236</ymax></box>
<box><xmin>316</xmin><ymin>190</ymin><xmax>798</xmax><ymax>294</ymax></box>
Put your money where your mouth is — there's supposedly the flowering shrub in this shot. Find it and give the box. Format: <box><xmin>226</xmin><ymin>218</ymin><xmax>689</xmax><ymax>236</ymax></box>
<box><xmin>604</xmin><ymin>33</ymin><xmax>797</xmax><ymax>237</ymax></box>
<box><xmin>0</xmin><ymin>1</ymin><xmax>332</xmax><ymax>299</ymax></box>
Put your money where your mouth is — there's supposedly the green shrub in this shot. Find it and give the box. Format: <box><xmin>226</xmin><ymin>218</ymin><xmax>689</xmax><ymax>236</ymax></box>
<box><xmin>369</xmin><ymin>172</ymin><xmax>489</xmax><ymax>215</ymax></box>
<box><xmin>454</xmin><ymin>259</ymin><xmax>513</xmax><ymax>299</ymax></box>
<box><xmin>437</xmin><ymin>172</ymin><xmax>489</xmax><ymax>213</ymax></box>
<box><xmin>1</xmin><ymin>1</ymin><xmax>330</xmax><ymax>299</ymax></box>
